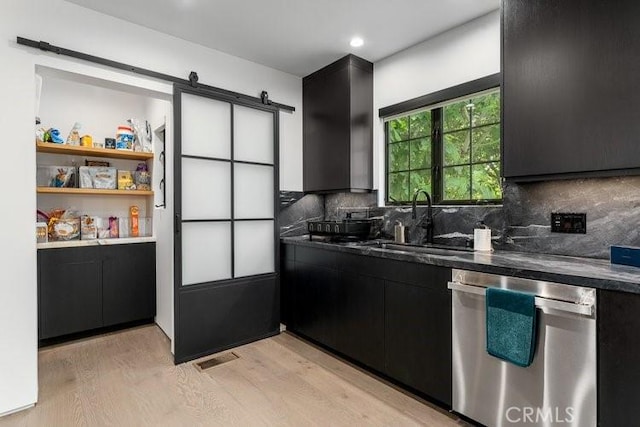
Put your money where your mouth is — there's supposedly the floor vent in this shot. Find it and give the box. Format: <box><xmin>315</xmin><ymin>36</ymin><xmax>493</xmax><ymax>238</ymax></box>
<box><xmin>195</xmin><ymin>352</ymin><xmax>239</xmax><ymax>371</ymax></box>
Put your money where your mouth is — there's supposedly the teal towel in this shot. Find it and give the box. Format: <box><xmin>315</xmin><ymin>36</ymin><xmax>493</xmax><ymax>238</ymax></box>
<box><xmin>486</xmin><ymin>287</ymin><xmax>537</xmax><ymax>367</ymax></box>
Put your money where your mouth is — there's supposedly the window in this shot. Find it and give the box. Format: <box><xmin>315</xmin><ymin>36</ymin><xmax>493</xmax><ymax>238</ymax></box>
<box><xmin>386</xmin><ymin>89</ymin><xmax>501</xmax><ymax>204</ymax></box>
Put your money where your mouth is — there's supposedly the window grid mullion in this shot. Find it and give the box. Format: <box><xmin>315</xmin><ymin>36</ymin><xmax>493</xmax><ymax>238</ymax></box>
<box><xmin>433</xmin><ymin>108</ymin><xmax>443</xmax><ymax>203</ymax></box>
<box><xmin>468</xmin><ymin>101</ymin><xmax>474</xmax><ymax>200</ymax></box>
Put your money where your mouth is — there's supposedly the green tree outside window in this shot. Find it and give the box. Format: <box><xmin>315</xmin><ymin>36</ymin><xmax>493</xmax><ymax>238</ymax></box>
<box><xmin>386</xmin><ymin>90</ymin><xmax>501</xmax><ymax>204</ymax></box>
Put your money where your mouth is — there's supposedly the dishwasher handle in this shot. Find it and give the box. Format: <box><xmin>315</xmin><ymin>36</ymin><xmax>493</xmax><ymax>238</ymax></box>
<box><xmin>448</xmin><ymin>281</ymin><xmax>594</xmax><ymax>316</ymax></box>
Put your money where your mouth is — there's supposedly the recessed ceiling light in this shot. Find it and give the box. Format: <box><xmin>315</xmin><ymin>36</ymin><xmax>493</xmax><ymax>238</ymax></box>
<box><xmin>350</xmin><ymin>37</ymin><xmax>364</xmax><ymax>48</ymax></box>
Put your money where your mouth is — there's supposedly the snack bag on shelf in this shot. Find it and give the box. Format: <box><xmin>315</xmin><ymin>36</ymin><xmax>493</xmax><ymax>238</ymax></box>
<box><xmin>81</xmin><ymin>215</ymin><xmax>97</xmax><ymax>240</ymax></box>
<box><xmin>47</xmin><ymin>208</ymin><xmax>80</xmax><ymax>241</ymax></box>
<box><xmin>117</xmin><ymin>170</ymin><xmax>136</xmax><ymax>190</ymax></box>
<box><xmin>134</xmin><ymin>162</ymin><xmax>151</xmax><ymax>190</ymax></box>
<box><xmin>66</xmin><ymin>122</ymin><xmax>82</xmax><ymax>146</ymax></box>
<box><xmin>109</xmin><ymin>216</ymin><xmax>119</xmax><ymax>238</ymax></box>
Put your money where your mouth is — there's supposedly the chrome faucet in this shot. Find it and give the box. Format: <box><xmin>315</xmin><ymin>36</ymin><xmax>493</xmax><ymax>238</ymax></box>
<box><xmin>411</xmin><ymin>189</ymin><xmax>434</xmax><ymax>244</ymax></box>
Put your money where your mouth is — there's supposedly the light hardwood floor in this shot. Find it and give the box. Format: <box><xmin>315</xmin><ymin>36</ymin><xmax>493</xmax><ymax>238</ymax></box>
<box><xmin>0</xmin><ymin>325</ymin><xmax>465</xmax><ymax>426</ymax></box>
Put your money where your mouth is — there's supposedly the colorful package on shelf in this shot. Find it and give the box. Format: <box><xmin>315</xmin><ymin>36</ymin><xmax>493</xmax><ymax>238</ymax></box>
<box><xmin>36</xmin><ymin>222</ymin><xmax>48</xmax><ymax>243</ymax></box>
<box><xmin>47</xmin><ymin>209</ymin><xmax>81</xmax><ymax>241</ymax></box>
<box><xmin>117</xmin><ymin>170</ymin><xmax>136</xmax><ymax>190</ymax></box>
<box><xmin>130</xmin><ymin>205</ymin><xmax>139</xmax><ymax>237</ymax></box>
<box><xmin>134</xmin><ymin>162</ymin><xmax>151</xmax><ymax>191</ymax></box>
<box><xmin>80</xmin><ymin>215</ymin><xmax>97</xmax><ymax>240</ymax></box>
<box><xmin>66</xmin><ymin>122</ymin><xmax>81</xmax><ymax>146</ymax></box>
<box><xmin>79</xmin><ymin>166</ymin><xmax>117</xmax><ymax>189</ymax></box>
<box><xmin>109</xmin><ymin>216</ymin><xmax>119</xmax><ymax>238</ymax></box>
<box><xmin>116</xmin><ymin>125</ymin><xmax>134</xmax><ymax>150</ymax></box>
<box><xmin>46</xmin><ymin>128</ymin><xmax>64</xmax><ymax>144</ymax></box>
<box><xmin>36</xmin><ymin>166</ymin><xmax>77</xmax><ymax>188</ymax></box>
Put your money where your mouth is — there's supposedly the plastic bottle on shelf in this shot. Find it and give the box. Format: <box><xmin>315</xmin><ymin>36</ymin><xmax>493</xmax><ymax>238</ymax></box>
<box><xmin>130</xmin><ymin>205</ymin><xmax>139</xmax><ymax>237</ymax></box>
<box><xmin>116</xmin><ymin>125</ymin><xmax>134</xmax><ymax>150</ymax></box>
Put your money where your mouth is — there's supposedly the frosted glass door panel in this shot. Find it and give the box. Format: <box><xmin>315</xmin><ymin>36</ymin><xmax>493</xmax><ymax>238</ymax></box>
<box><xmin>234</xmin><ymin>220</ymin><xmax>274</xmax><ymax>277</ymax></box>
<box><xmin>181</xmin><ymin>158</ymin><xmax>230</xmax><ymax>220</ymax></box>
<box><xmin>182</xmin><ymin>93</ymin><xmax>231</xmax><ymax>159</ymax></box>
<box><xmin>182</xmin><ymin>222</ymin><xmax>231</xmax><ymax>285</ymax></box>
<box><xmin>234</xmin><ymin>164</ymin><xmax>274</xmax><ymax>219</ymax></box>
<box><xmin>234</xmin><ymin>105</ymin><xmax>274</xmax><ymax>164</ymax></box>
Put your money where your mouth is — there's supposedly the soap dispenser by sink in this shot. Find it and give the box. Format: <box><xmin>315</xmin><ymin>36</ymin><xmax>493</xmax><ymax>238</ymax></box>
<box><xmin>394</xmin><ymin>221</ymin><xmax>405</xmax><ymax>243</ymax></box>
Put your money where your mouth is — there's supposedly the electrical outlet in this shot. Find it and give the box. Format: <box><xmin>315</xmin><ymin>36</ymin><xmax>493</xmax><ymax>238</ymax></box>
<box><xmin>551</xmin><ymin>213</ymin><xmax>586</xmax><ymax>234</ymax></box>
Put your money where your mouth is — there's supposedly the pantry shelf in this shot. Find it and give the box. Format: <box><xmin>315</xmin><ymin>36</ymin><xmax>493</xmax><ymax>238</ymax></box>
<box><xmin>36</xmin><ymin>141</ymin><xmax>154</xmax><ymax>161</ymax></box>
<box><xmin>37</xmin><ymin>187</ymin><xmax>154</xmax><ymax>196</ymax></box>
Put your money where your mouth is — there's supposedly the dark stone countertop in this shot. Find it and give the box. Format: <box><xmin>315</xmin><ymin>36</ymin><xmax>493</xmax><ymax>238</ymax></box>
<box><xmin>281</xmin><ymin>236</ymin><xmax>640</xmax><ymax>294</ymax></box>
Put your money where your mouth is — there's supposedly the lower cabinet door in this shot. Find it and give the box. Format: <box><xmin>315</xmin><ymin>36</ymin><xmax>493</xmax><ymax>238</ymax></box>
<box><xmin>38</xmin><ymin>247</ymin><xmax>103</xmax><ymax>340</ymax></box>
<box><xmin>280</xmin><ymin>243</ymin><xmax>295</xmax><ymax>327</ymax></box>
<box><xmin>598</xmin><ymin>289</ymin><xmax>640</xmax><ymax>426</ymax></box>
<box><xmin>293</xmin><ymin>262</ymin><xmax>338</xmax><ymax>348</ymax></box>
<box><xmin>334</xmin><ymin>271</ymin><xmax>385</xmax><ymax>372</ymax></box>
<box><xmin>385</xmin><ymin>279</ymin><xmax>452</xmax><ymax>406</ymax></box>
<box><xmin>102</xmin><ymin>243</ymin><xmax>156</xmax><ymax>327</ymax></box>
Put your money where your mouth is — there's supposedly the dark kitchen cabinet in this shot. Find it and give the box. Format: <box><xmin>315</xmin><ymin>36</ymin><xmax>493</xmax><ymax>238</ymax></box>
<box><xmin>38</xmin><ymin>246</ymin><xmax>102</xmax><ymax>340</ymax></box>
<box><xmin>502</xmin><ymin>0</ymin><xmax>640</xmax><ymax>180</ymax></box>
<box><xmin>280</xmin><ymin>242</ymin><xmax>295</xmax><ymax>326</ymax></box>
<box><xmin>303</xmin><ymin>54</ymin><xmax>373</xmax><ymax>192</ymax></box>
<box><xmin>598</xmin><ymin>289</ymin><xmax>640</xmax><ymax>426</ymax></box>
<box><xmin>283</xmin><ymin>243</ymin><xmax>451</xmax><ymax>405</ymax></box>
<box><xmin>38</xmin><ymin>243</ymin><xmax>156</xmax><ymax>341</ymax></box>
<box><xmin>385</xmin><ymin>272</ymin><xmax>452</xmax><ymax>406</ymax></box>
<box><xmin>335</xmin><ymin>271</ymin><xmax>384</xmax><ymax>372</ymax></box>
<box><xmin>102</xmin><ymin>243</ymin><xmax>156</xmax><ymax>327</ymax></box>
<box><xmin>293</xmin><ymin>261</ymin><xmax>339</xmax><ymax>348</ymax></box>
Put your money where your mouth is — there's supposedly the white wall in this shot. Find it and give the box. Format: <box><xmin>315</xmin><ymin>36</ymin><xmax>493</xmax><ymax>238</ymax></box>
<box><xmin>145</xmin><ymin>97</ymin><xmax>174</xmax><ymax>345</ymax></box>
<box><xmin>0</xmin><ymin>0</ymin><xmax>302</xmax><ymax>416</ymax></box>
<box><xmin>373</xmin><ymin>11</ymin><xmax>500</xmax><ymax>203</ymax></box>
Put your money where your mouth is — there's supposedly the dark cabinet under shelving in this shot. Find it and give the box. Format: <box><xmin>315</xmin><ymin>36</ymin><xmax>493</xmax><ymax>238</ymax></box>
<box><xmin>38</xmin><ymin>242</ymin><xmax>156</xmax><ymax>341</ymax></box>
<box><xmin>502</xmin><ymin>0</ymin><xmax>640</xmax><ymax>180</ymax></box>
<box><xmin>303</xmin><ymin>54</ymin><xmax>373</xmax><ymax>193</ymax></box>
<box><xmin>102</xmin><ymin>243</ymin><xmax>156</xmax><ymax>327</ymax></box>
<box><xmin>38</xmin><ymin>246</ymin><xmax>103</xmax><ymax>340</ymax></box>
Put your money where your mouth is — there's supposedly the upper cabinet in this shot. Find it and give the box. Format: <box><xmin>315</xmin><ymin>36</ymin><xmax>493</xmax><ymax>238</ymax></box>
<box><xmin>303</xmin><ymin>55</ymin><xmax>373</xmax><ymax>193</ymax></box>
<box><xmin>502</xmin><ymin>0</ymin><xmax>640</xmax><ymax>181</ymax></box>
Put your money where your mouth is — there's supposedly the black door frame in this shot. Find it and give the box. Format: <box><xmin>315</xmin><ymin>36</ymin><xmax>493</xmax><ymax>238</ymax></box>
<box><xmin>173</xmin><ymin>83</ymin><xmax>280</xmax><ymax>363</ymax></box>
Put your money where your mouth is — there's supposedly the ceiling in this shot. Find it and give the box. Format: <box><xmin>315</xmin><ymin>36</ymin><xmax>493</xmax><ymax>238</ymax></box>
<box><xmin>65</xmin><ymin>0</ymin><xmax>499</xmax><ymax>77</ymax></box>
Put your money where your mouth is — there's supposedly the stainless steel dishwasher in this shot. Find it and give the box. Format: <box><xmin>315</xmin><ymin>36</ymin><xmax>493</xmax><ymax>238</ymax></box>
<box><xmin>449</xmin><ymin>269</ymin><xmax>596</xmax><ymax>427</ymax></box>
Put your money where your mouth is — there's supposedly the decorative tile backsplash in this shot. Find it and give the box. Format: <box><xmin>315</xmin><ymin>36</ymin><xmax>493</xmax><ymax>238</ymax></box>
<box><xmin>279</xmin><ymin>175</ymin><xmax>640</xmax><ymax>259</ymax></box>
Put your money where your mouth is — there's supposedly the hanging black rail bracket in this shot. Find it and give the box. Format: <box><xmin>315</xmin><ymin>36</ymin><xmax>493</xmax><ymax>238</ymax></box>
<box><xmin>38</xmin><ymin>41</ymin><xmax>60</xmax><ymax>54</ymax></box>
<box><xmin>188</xmin><ymin>71</ymin><xmax>199</xmax><ymax>88</ymax></box>
<box><xmin>261</xmin><ymin>90</ymin><xmax>272</xmax><ymax>106</ymax></box>
<box><xmin>16</xmin><ymin>36</ymin><xmax>295</xmax><ymax>112</ymax></box>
